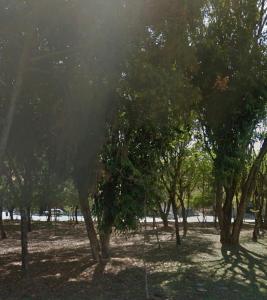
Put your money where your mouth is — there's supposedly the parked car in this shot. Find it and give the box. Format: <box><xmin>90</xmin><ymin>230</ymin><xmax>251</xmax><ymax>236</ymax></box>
<box><xmin>44</xmin><ymin>209</ymin><xmax>64</xmax><ymax>216</ymax></box>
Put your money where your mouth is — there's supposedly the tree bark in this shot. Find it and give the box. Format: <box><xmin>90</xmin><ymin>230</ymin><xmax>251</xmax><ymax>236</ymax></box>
<box><xmin>9</xmin><ymin>208</ymin><xmax>14</xmax><ymax>221</ymax></box>
<box><xmin>252</xmin><ymin>193</ymin><xmax>263</xmax><ymax>242</ymax></box>
<box><xmin>27</xmin><ymin>207</ymin><xmax>32</xmax><ymax>232</ymax></box>
<box><xmin>74</xmin><ymin>205</ymin><xmax>79</xmax><ymax>224</ymax></box>
<box><xmin>202</xmin><ymin>207</ymin><xmax>207</xmax><ymax>224</ymax></box>
<box><xmin>215</xmin><ymin>180</ymin><xmax>224</xmax><ymax>229</ymax></box>
<box><xmin>170</xmin><ymin>194</ymin><xmax>181</xmax><ymax>246</ymax></box>
<box><xmin>47</xmin><ymin>208</ymin><xmax>51</xmax><ymax>222</ymax></box>
<box><xmin>20</xmin><ymin>207</ymin><xmax>29</xmax><ymax>274</ymax></box>
<box><xmin>11</xmin><ymin>160</ymin><xmax>32</xmax><ymax>275</ymax></box>
<box><xmin>156</xmin><ymin>199</ymin><xmax>170</xmax><ymax>229</ymax></box>
<box><xmin>98</xmin><ymin>178</ymin><xmax>117</xmax><ymax>259</ymax></box>
<box><xmin>0</xmin><ymin>206</ymin><xmax>7</xmax><ymax>239</ymax></box>
<box><xmin>78</xmin><ymin>188</ymin><xmax>101</xmax><ymax>262</ymax></box>
<box><xmin>220</xmin><ymin>185</ymin><xmax>235</xmax><ymax>244</ymax></box>
<box><xmin>100</xmin><ymin>227</ymin><xmax>112</xmax><ymax>259</ymax></box>
<box><xmin>179</xmin><ymin>197</ymin><xmax>187</xmax><ymax>237</ymax></box>
<box><xmin>161</xmin><ymin>213</ymin><xmax>169</xmax><ymax>229</ymax></box>
<box><xmin>153</xmin><ymin>213</ymin><xmax>161</xmax><ymax>249</ymax></box>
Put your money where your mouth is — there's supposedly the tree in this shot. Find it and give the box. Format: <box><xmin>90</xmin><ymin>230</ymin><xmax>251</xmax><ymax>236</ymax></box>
<box><xmin>195</xmin><ymin>0</ymin><xmax>267</xmax><ymax>245</ymax></box>
<box><xmin>0</xmin><ymin>0</ymin><xmax>145</xmax><ymax>264</ymax></box>
<box><xmin>159</xmin><ymin>126</ymin><xmax>192</xmax><ymax>239</ymax></box>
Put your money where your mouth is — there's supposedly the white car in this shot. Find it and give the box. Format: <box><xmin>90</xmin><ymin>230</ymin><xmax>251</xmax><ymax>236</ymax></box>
<box><xmin>44</xmin><ymin>209</ymin><xmax>64</xmax><ymax>216</ymax></box>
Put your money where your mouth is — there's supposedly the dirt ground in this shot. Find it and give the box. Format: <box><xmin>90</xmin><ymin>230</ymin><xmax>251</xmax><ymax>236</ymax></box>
<box><xmin>0</xmin><ymin>221</ymin><xmax>266</xmax><ymax>300</ymax></box>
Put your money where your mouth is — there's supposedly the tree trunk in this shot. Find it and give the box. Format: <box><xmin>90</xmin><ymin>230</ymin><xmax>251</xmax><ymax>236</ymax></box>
<box><xmin>153</xmin><ymin>213</ymin><xmax>161</xmax><ymax>249</ymax></box>
<box><xmin>202</xmin><ymin>207</ymin><xmax>207</xmax><ymax>224</ymax></box>
<box><xmin>179</xmin><ymin>197</ymin><xmax>187</xmax><ymax>237</ymax></box>
<box><xmin>231</xmin><ymin>138</ymin><xmax>267</xmax><ymax>245</ymax></box>
<box><xmin>98</xmin><ymin>178</ymin><xmax>117</xmax><ymax>259</ymax></box>
<box><xmin>20</xmin><ymin>208</ymin><xmax>29</xmax><ymax>274</ymax></box>
<box><xmin>252</xmin><ymin>194</ymin><xmax>263</xmax><ymax>242</ymax></box>
<box><xmin>235</xmin><ymin>192</ymin><xmax>240</xmax><ymax>218</ymax></box>
<box><xmin>47</xmin><ymin>208</ymin><xmax>51</xmax><ymax>222</ymax></box>
<box><xmin>0</xmin><ymin>206</ymin><xmax>7</xmax><ymax>239</ymax></box>
<box><xmin>186</xmin><ymin>192</ymin><xmax>190</xmax><ymax>217</ymax></box>
<box><xmin>165</xmin><ymin>200</ymin><xmax>171</xmax><ymax>219</ymax></box>
<box><xmin>170</xmin><ymin>194</ymin><xmax>181</xmax><ymax>246</ymax></box>
<box><xmin>9</xmin><ymin>208</ymin><xmax>14</xmax><ymax>221</ymax></box>
<box><xmin>161</xmin><ymin>213</ymin><xmax>169</xmax><ymax>229</ymax></box>
<box><xmin>100</xmin><ymin>227</ymin><xmax>112</xmax><ymax>259</ymax></box>
<box><xmin>74</xmin><ymin>205</ymin><xmax>79</xmax><ymax>224</ymax></box>
<box><xmin>220</xmin><ymin>186</ymin><xmax>235</xmax><ymax>245</ymax></box>
<box><xmin>78</xmin><ymin>189</ymin><xmax>101</xmax><ymax>262</ymax></box>
<box><xmin>16</xmin><ymin>165</ymin><xmax>32</xmax><ymax>276</ymax></box>
<box><xmin>27</xmin><ymin>207</ymin><xmax>32</xmax><ymax>232</ymax></box>
<box><xmin>215</xmin><ymin>180</ymin><xmax>224</xmax><ymax>229</ymax></box>
<box><xmin>157</xmin><ymin>200</ymin><xmax>170</xmax><ymax>229</ymax></box>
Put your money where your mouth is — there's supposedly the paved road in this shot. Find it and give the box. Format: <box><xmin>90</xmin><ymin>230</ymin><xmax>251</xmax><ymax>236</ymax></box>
<box><xmin>1</xmin><ymin>212</ymin><xmax>255</xmax><ymax>223</ymax></box>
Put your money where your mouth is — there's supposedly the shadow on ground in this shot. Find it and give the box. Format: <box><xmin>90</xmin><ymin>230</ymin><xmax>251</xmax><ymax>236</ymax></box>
<box><xmin>0</xmin><ymin>223</ymin><xmax>266</xmax><ymax>300</ymax></box>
